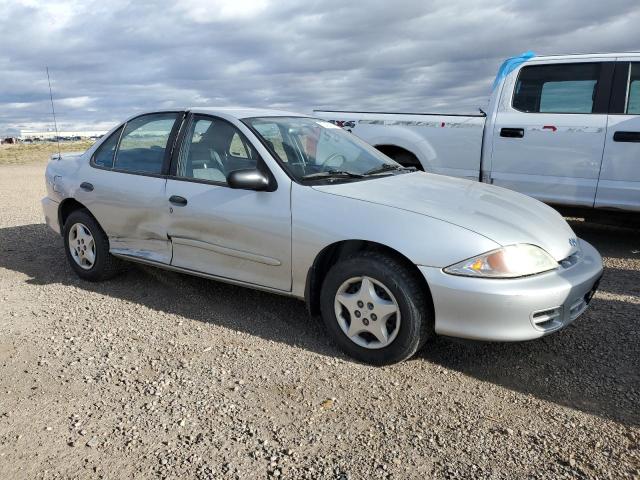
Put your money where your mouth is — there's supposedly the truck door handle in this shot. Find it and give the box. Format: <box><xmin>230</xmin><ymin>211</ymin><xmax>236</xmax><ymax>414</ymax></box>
<box><xmin>80</xmin><ymin>182</ymin><xmax>94</xmax><ymax>192</ymax></box>
<box><xmin>169</xmin><ymin>195</ymin><xmax>188</xmax><ymax>206</ymax></box>
<box><xmin>500</xmin><ymin>128</ymin><xmax>525</xmax><ymax>138</ymax></box>
<box><xmin>613</xmin><ymin>131</ymin><xmax>640</xmax><ymax>143</ymax></box>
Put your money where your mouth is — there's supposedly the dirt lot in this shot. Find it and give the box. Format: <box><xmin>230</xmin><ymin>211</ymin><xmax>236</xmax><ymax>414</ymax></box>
<box><xmin>0</xmin><ymin>141</ymin><xmax>95</xmax><ymax>166</ymax></box>
<box><xmin>0</xmin><ymin>157</ymin><xmax>638</xmax><ymax>479</ymax></box>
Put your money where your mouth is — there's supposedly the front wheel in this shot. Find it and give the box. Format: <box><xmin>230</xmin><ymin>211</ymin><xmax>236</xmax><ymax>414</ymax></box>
<box><xmin>320</xmin><ymin>251</ymin><xmax>433</xmax><ymax>365</ymax></box>
<box><xmin>62</xmin><ymin>209</ymin><xmax>124</xmax><ymax>282</ymax></box>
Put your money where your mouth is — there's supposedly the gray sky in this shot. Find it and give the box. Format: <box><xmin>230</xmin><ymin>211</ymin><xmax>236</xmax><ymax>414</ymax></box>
<box><xmin>1</xmin><ymin>0</ymin><xmax>639</xmax><ymax>135</ymax></box>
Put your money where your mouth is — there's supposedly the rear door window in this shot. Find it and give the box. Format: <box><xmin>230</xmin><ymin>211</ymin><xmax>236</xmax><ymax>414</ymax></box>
<box><xmin>114</xmin><ymin>113</ymin><xmax>179</xmax><ymax>174</ymax></box>
<box><xmin>626</xmin><ymin>63</ymin><xmax>640</xmax><ymax>114</ymax></box>
<box><xmin>92</xmin><ymin>126</ymin><xmax>123</xmax><ymax>168</ymax></box>
<box><xmin>513</xmin><ymin>63</ymin><xmax>602</xmax><ymax>113</ymax></box>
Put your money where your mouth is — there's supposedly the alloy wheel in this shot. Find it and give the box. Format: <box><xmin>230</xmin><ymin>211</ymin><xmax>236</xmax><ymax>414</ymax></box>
<box><xmin>68</xmin><ymin>222</ymin><xmax>96</xmax><ymax>270</ymax></box>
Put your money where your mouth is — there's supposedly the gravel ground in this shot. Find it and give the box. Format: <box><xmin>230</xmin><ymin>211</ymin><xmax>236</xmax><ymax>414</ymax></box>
<box><xmin>0</xmin><ymin>162</ymin><xmax>638</xmax><ymax>479</ymax></box>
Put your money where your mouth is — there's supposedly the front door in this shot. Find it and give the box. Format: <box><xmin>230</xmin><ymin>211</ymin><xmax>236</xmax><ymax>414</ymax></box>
<box><xmin>490</xmin><ymin>61</ymin><xmax>611</xmax><ymax>207</ymax></box>
<box><xmin>596</xmin><ymin>60</ymin><xmax>640</xmax><ymax>211</ymax></box>
<box><xmin>165</xmin><ymin>114</ymin><xmax>292</xmax><ymax>291</ymax></box>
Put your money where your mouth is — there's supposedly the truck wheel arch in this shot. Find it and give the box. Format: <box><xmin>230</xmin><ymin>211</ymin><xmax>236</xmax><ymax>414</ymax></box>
<box><xmin>374</xmin><ymin>145</ymin><xmax>423</xmax><ymax>170</ymax></box>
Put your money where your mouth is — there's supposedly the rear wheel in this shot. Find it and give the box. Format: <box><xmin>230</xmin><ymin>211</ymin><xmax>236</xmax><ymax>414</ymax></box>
<box><xmin>375</xmin><ymin>146</ymin><xmax>423</xmax><ymax>170</ymax></box>
<box><xmin>320</xmin><ymin>251</ymin><xmax>433</xmax><ymax>365</ymax></box>
<box><xmin>63</xmin><ymin>209</ymin><xmax>124</xmax><ymax>281</ymax></box>
<box><xmin>392</xmin><ymin>151</ymin><xmax>422</xmax><ymax>170</ymax></box>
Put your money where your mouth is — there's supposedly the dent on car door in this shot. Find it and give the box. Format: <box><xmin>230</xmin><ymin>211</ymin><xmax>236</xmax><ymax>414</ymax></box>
<box><xmin>164</xmin><ymin>114</ymin><xmax>292</xmax><ymax>291</ymax></box>
<box><xmin>596</xmin><ymin>61</ymin><xmax>640</xmax><ymax>211</ymax></box>
<box><xmin>80</xmin><ymin>112</ymin><xmax>182</xmax><ymax>263</ymax></box>
<box><xmin>490</xmin><ymin>61</ymin><xmax>612</xmax><ymax>207</ymax></box>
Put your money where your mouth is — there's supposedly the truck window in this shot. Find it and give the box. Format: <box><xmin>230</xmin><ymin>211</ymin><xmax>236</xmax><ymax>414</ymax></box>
<box><xmin>627</xmin><ymin>63</ymin><xmax>640</xmax><ymax>114</ymax></box>
<box><xmin>513</xmin><ymin>63</ymin><xmax>601</xmax><ymax>114</ymax></box>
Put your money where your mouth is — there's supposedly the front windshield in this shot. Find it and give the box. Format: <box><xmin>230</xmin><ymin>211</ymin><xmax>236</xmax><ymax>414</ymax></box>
<box><xmin>243</xmin><ymin>116</ymin><xmax>406</xmax><ymax>182</ymax></box>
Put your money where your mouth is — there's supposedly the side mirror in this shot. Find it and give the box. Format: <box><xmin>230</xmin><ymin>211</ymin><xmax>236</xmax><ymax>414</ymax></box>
<box><xmin>226</xmin><ymin>168</ymin><xmax>271</xmax><ymax>191</ymax></box>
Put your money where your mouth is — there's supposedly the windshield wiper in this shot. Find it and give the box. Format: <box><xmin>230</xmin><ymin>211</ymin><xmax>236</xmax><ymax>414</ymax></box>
<box><xmin>301</xmin><ymin>170</ymin><xmax>365</xmax><ymax>181</ymax></box>
<box><xmin>363</xmin><ymin>164</ymin><xmax>416</xmax><ymax>176</ymax></box>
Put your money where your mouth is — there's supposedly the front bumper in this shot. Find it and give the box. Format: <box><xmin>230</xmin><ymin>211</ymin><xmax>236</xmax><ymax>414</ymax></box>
<box><xmin>420</xmin><ymin>239</ymin><xmax>603</xmax><ymax>341</ymax></box>
<box><xmin>41</xmin><ymin>197</ymin><xmax>61</xmax><ymax>235</ymax></box>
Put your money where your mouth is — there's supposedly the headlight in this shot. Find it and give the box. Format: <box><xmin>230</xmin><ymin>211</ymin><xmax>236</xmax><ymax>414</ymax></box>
<box><xmin>444</xmin><ymin>244</ymin><xmax>558</xmax><ymax>278</ymax></box>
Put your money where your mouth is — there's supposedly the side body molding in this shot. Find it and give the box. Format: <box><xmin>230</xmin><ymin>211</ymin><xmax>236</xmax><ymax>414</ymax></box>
<box><xmin>170</xmin><ymin>237</ymin><xmax>282</xmax><ymax>266</ymax></box>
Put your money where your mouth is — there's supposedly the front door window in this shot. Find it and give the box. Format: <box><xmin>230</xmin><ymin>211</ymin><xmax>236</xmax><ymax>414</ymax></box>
<box><xmin>176</xmin><ymin>115</ymin><xmax>259</xmax><ymax>184</ymax></box>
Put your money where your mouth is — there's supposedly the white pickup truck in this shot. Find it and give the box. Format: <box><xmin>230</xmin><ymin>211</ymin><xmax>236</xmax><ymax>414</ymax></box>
<box><xmin>315</xmin><ymin>52</ymin><xmax>640</xmax><ymax>213</ymax></box>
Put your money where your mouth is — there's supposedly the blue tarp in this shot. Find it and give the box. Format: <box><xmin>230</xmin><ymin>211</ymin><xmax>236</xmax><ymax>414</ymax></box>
<box><xmin>492</xmin><ymin>51</ymin><xmax>535</xmax><ymax>90</ymax></box>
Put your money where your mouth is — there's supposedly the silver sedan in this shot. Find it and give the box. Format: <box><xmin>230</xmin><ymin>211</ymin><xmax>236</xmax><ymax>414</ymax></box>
<box><xmin>42</xmin><ymin>108</ymin><xmax>603</xmax><ymax>364</ymax></box>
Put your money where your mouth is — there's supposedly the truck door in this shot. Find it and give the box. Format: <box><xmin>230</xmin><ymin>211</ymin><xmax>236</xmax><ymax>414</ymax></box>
<box><xmin>595</xmin><ymin>60</ymin><xmax>640</xmax><ymax>211</ymax></box>
<box><xmin>489</xmin><ymin>60</ymin><xmax>613</xmax><ymax>207</ymax></box>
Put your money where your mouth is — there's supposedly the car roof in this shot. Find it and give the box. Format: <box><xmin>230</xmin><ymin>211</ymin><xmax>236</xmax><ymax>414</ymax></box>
<box><xmin>188</xmin><ymin>107</ymin><xmax>308</xmax><ymax>119</ymax></box>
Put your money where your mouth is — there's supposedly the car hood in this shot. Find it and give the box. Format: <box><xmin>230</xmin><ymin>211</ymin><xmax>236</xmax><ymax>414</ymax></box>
<box><xmin>312</xmin><ymin>172</ymin><xmax>577</xmax><ymax>261</ymax></box>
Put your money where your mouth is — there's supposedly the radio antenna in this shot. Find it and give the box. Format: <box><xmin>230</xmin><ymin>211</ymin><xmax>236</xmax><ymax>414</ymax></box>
<box><xmin>46</xmin><ymin>66</ymin><xmax>61</xmax><ymax>159</ymax></box>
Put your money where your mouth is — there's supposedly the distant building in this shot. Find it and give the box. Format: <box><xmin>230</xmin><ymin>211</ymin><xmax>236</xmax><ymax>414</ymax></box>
<box><xmin>19</xmin><ymin>130</ymin><xmax>108</xmax><ymax>141</ymax></box>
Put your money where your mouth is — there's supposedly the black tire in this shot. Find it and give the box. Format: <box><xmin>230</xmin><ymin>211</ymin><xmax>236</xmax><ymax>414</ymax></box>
<box><xmin>392</xmin><ymin>151</ymin><xmax>423</xmax><ymax>171</ymax></box>
<box><xmin>320</xmin><ymin>250</ymin><xmax>434</xmax><ymax>365</ymax></box>
<box><xmin>62</xmin><ymin>209</ymin><xmax>124</xmax><ymax>282</ymax></box>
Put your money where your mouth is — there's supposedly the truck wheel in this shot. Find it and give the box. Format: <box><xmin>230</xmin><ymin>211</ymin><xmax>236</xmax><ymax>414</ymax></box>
<box><xmin>319</xmin><ymin>251</ymin><xmax>433</xmax><ymax>365</ymax></box>
<box><xmin>392</xmin><ymin>151</ymin><xmax>423</xmax><ymax>170</ymax></box>
<box><xmin>62</xmin><ymin>209</ymin><xmax>124</xmax><ymax>282</ymax></box>
<box><xmin>376</xmin><ymin>146</ymin><xmax>423</xmax><ymax>170</ymax></box>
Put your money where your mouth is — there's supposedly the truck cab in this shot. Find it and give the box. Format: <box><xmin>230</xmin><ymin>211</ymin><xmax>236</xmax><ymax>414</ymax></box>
<box><xmin>315</xmin><ymin>52</ymin><xmax>640</xmax><ymax>213</ymax></box>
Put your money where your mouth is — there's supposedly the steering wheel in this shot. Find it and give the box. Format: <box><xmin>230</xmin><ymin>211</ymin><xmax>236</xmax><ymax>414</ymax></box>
<box><xmin>321</xmin><ymin>152</ymin><xmax>347</xmax><ymax>169</ymax></box>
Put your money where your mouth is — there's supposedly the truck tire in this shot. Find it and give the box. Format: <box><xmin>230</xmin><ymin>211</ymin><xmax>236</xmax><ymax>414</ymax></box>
<box><xmin>392</xmin><ymin>151</ymin><xmax>423</xmax><ymax>170</ymax></box>
<box><xmin>375</xmin><ymin>146</ymin><xmax>423</xmax><ymax>170</ymax></box>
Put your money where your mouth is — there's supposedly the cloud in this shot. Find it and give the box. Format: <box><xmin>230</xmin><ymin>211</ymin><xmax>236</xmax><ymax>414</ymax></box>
<box><xmin>0</xmin><ymin>0</ymin><xmax>639</xmax><ymax>134</ymax></box>
<box><xmin>175</xmin><ymin>0</ymin><xmax>269</xmax><ymax>22</ymax></box>
<box><xmin>57</xmin><ymin>96</ymin><xmax>95</xmax><ymax>108</ymax></box>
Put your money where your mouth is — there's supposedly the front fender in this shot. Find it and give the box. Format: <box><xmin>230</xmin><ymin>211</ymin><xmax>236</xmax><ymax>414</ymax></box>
<box><xmin>290</xmin><ymin>184</ymin><xmax>498</xmax><ymax>297</ymax></box>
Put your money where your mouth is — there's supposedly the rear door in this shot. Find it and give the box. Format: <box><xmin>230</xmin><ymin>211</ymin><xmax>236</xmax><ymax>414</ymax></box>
<box><xmin>595</xmin><ymin>60</ymin><xmax>640</xmax><ymax>211</ymax></box>
<box><xmin>489</xmin><ymin>60</ymin><xmax>613</xmax><ymax>206</ymax></box>
<box><xmin>80</xmin><ymin>112</ymin><xmax>182</xmax><ymax>263</ymax></box>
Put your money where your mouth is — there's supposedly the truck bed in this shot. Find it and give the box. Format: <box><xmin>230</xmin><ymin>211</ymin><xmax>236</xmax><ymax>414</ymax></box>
<box><xmin>314</xmin><ymin>110</ymin><xmax>486</xmax><ymax>181</ymax></box>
